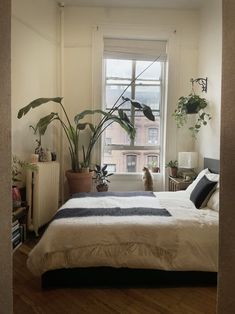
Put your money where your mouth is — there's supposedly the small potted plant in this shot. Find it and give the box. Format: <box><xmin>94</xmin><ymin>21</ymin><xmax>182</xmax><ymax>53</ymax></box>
<box><xmin>148</xmin><ymin>160</ymin><xmax>160</xmax><ymax>173</ymax></box>
<box><xmin>172</xmin><ymin>93</ymin><xmax>212</xmax><ymax>137</ymax></box>
<box><xmin>166</xmin><ymin>160</ymin><xmax>178</xmax><ymax>178</ymax></box>
<box><xmin>93</xmin><ymin>164</ymin><xmax>113</xmax><ymax>192</ymax></box>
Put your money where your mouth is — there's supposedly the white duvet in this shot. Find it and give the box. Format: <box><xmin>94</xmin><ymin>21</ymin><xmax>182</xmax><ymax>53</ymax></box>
<box><xmin>27</xmin><ymin>191</ymin><xmax>218</xmax><ymax>276</ymax></box>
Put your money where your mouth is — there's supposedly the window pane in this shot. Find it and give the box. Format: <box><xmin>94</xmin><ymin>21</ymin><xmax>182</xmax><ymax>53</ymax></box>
<box><xmin>135</xmin><ymin>116</ymin><xmax>160</xmax><ymax>146</ymax></box>
<box><xmin>103</xmin><ymin>116</ymin><xmax>132</xmax><ymax>145</ymax></box>
<box><xmin>136</xmin><ymin>61</ymin><xmax>161</xmax><ymax>80</ymax></box>
<box><xmin>106</xmin><ymin>59</ymin><xmax>132</xmax><ymax>79</ymax></box>
<box><xmin>106</xmin><ymin>85</ymin><xmax>131</xmax><ymax>109</ymax></box>
<box><xmin>135</xmin><ymin>86</ymin><xmax>160</xmax><ymax>110</ymax></box>
<box><xmin>148</xmin><ymin>128</ymin><xmax>159</xmax><ymax>145</ymax></box>
<box><xmin>106</xmin><ymin>164</ymin><xmax>116</xmax><ymax>173</ymax></box>
<box><xmin>126</xmin><ymin>155</ymin><xmax>137</xmax><ymax>172</ymax></box>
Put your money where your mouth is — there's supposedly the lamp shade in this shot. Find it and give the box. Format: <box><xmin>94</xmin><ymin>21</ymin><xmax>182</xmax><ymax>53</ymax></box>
<box><xmin>178</xmin><ymin>152</ymin><xmax>198</xmax><ymax>169</ymax></box>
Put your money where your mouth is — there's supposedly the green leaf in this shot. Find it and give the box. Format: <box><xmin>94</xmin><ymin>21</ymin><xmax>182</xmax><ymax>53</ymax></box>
<box><xmin>118</xmin><ymin>109</ymin><xmax>131</xmax><ymax>124</ymax></box>
<box><xmin>68</xmin><ymin>126</ymin><xmax>76</xmax><ymax>141</ymax></box>
<box><xmin>102</xmin><ymin>164</ymin><xmax>108</xmax><ymax>172</ymax></box>
<box><xmin>74</xmin><ymin>109</ymin><xmax>109</xmax><ymax>124</ymax></box>
<box><xmin>143</xmin><ymin>105</ymin><xmax>155</xmax><ymax>121</ymax></box>
<box><xmin>122</xmin><ymin>96</ymin><xmax>142</xmax><ymax>109</ymax></box>
<box><xmin>35</xmin><ymin>112</ymin><xmax>58</xmax><ymax>135</ymax></box>
<box><xmin>96</xmin><ymin>165</ymin><xmax>101</xmax><ymax>171</ymax></box>
<box><xmin>17</xmin><ymin>97</ymin><xmax>63</xmax><ymax>119</ymax></box>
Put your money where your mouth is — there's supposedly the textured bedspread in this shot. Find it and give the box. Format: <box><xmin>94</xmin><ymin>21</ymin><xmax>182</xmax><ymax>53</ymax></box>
<box><xmin>27</xmin><ymin>191</ymin><xmax>218</xmax><ymax>276</ymax></box>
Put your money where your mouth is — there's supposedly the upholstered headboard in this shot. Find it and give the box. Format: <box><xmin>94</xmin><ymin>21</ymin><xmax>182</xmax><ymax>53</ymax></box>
<box><xmin>204</xmin><ymin>158</ymin><xmax>220</xmax><ymax>174</ymax></box>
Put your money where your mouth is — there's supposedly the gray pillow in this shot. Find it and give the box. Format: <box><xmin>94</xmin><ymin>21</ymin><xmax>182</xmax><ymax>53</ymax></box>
<box><xmin>190</xmin><ymin>175</ymin><xmax>217</xmax><ymax>209</ymax></box>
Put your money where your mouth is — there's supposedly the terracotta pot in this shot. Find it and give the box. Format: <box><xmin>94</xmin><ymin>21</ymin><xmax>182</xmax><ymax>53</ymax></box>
<box><xmin>169</xmin><ymin>167</ymin><xmax>178</xmax><ymax>178</ymax></box>
<box><xmin>12</xmin><ymin>186</ymin><xmax>21</xmax><ymax>208</ymax></box>
<box><xmin>66</xmin><ymin>170</ymin><xmax>93</xmax><ymax>195</ymax></box>
<box><xmin>152</xmin><ymin>167</ymin><xmax>160</xmax><ymax>173</ymax></box>
<box><xmin>96</xmin><ymin>183</ymin><xmax>108</xmax><ymax>192</ymax></box>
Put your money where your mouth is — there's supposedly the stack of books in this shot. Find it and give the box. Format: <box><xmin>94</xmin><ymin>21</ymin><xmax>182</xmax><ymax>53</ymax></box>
<box><xmin>12</xmin><ymin>220</ymin><xmax>23</xmax><ymax>251</ymax></box>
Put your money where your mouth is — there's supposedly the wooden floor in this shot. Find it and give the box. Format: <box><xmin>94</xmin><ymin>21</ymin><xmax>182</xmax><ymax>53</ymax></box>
<box><xmin>13</xmin><ymin>239</ymin><xmax>217</xmax><ymax>314</ymax></box>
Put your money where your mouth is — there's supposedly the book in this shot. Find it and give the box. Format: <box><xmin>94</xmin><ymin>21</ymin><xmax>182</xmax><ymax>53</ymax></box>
<box><xmin>12</xmin><ymin>219</ymin><xmax>19</xmax><ymax>227</ymax></box>
<box><xmin>12</xmin><ymin>207</ymin><xmax>27</xmax><ymax>221</ymax></box>
<box><xmin>12</xmin><ymin>223</ymin><xmax>20</xmax><ymax>233</ymax></box>
<box><xmin>12</xmin><ymin>228</ymin><xmax>20</xmax><ymax>239</ymax></box>
<box><xmin>13</xmin><ymin>238</ymin><xmax>22</xmax><ymax>250</ymax></box>
<box><xmin>12</xmin><ymin>231</ymin><xmax>21</xmax><ymax>243</ymax></box>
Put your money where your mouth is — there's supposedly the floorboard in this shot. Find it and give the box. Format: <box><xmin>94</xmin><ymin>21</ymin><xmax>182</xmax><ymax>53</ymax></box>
<box><xmin>13</xmin><ymin>237</ymin><xmax>217</xmax><ymax>314</ymax></box>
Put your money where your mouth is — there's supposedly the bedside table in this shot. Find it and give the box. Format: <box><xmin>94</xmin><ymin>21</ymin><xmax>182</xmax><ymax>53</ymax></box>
<box><xmin>168</xmin><ymin>176</ymin><xmax>192</xmax><ymax>191</ymax></box>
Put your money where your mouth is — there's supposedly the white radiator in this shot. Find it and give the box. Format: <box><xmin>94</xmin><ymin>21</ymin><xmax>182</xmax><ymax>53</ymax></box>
<box><xmin>26</xmin><ymin>162</ymin><xmax>59</xmax><ymax>236</ymax></box>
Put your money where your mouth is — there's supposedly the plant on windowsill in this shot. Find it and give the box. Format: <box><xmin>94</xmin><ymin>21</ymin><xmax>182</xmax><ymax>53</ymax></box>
<box><xmin>172</xmin><ymin>93</ymin><xmax>212</xmax><ymax>138</ymax></box>
<box><xmin>17</xmin><ymin>60</ymin><xmax>159</xmax><ymax>194</ymax></box>
<box><xmin>148</xmin><ymin>160</ymin><xmax>160</xmax><ymax>173</ymax></box>
<box><xmin>93</xmin><ymin>164</ymin><xmax>113</xmax><ymax>192</ymax></box>
<box><xmin>165</xmin><ymin>160</ymin><xmax>178</xmax><ymax>178</ymax></box>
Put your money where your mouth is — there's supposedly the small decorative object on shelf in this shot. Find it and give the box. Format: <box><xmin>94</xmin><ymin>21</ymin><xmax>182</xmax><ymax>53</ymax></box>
<box><xmin>168</xmin><ymin>176</ymin><xmax>192</xmax><ymax>192</ymax></box>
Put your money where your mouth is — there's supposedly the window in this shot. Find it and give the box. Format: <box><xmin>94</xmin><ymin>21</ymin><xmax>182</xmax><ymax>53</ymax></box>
<box><xmin>106</xmin><ymin>164</ymin><xmax>116</xmax><ymax>173</ymax></box>
<box><xmin>102</xmin><ymin>44</ymin><xmax>165</xmax><ymax>173</ymax></box>
<box><xmin>126</xmin><ymin>155</ymin><xmax>137</xmax><ymax>172</ymax></box>
<box><xmin>148</xmin><ymin>128</ymin><xmax>158</xmax><ymax>145</ymax></box>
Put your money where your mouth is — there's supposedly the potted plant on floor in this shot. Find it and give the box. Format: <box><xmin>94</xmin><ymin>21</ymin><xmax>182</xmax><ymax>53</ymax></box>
<box><xmin>172</xmin><ymin>93</ymin><xmax>212</xmax><ymax>137</ymax></box>
<box><xmin>166</xmin><ymin>160</ymin><xmax>178</xmax><ymax>178</ymax></box>
<box><xmin>93</xmin><ymin>164</ymin><xmax>113</xmax><ymax>192</ymax></box>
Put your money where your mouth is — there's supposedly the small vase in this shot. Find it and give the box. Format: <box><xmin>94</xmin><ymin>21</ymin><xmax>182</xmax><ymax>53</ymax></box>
<box><xmin>12</xmin><ymin>186</ymin><xmax>21</xmax><ymax>209</ymax></box>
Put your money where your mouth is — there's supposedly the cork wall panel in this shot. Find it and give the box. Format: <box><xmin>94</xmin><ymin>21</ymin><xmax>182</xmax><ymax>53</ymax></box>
<box><xmin>0</xmin><ymin>0</ymin><xmax>12</xmax><ymax>313</ymax></box>
<box><xmin>218</xmin><ymin>0</ymin><xmax>235</xmax><ymax>313</ymax></box>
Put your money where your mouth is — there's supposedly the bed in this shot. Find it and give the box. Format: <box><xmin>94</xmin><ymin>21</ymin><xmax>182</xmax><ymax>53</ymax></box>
<box><xmin>27</xmin><ymin>158</ymin><xmax>220</xmax><ymax>287</ymax></box>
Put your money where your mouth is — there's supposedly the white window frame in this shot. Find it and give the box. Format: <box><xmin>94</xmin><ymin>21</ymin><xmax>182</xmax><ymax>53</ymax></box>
<box><xmin>91</xmin><ymin>24</ymin><xmax>179</xmax><ymax>189</ymax></box>
<box><xmin>102</xmin><ymin>58</ymin><xmax>165</xmax><ymax>171</ymax></box>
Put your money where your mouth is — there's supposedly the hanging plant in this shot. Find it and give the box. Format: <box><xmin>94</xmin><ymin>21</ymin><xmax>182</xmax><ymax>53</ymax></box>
<box><xmin>172</xmin><ymin>93</ymin><xmax>212</xmax><ymax>138</ymax></box>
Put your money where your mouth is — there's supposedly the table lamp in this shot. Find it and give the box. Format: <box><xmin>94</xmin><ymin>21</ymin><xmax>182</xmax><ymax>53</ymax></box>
<box><xmin>178</xmin><ymin>152</ymin><xmax>198</xmax><ymax>180</ymax></box>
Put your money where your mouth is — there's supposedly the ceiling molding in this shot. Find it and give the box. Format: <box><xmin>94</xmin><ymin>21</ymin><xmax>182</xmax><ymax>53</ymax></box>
<box><xmin>58</xmin><ymin>0</ymin><xmax>204</xmax><ymax>10</ymax></box>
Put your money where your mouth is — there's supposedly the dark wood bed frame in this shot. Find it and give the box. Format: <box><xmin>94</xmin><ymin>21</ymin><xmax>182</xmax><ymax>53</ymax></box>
<box><xmin>41</xmin><ymin>158</ymin><xmax>219</xmax><ymax>288</ymax></box>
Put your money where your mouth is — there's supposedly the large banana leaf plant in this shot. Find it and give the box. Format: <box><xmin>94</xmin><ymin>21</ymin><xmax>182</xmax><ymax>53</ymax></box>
<box><xmin>17</xmin><ymin>60</ymin><xmax>157</xmax><ymax>172</ymax></box>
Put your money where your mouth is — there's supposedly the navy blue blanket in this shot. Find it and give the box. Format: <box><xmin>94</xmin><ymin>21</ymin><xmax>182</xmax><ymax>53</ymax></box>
<box><xmin>72</xmin><ymin>191</ymin><xmax>156</xmax><ymax>198</ymax></box>
<box><xmin>53</xmin><ymin>207</ymin><xmax>171</xmax><ymax>220</ymax></box>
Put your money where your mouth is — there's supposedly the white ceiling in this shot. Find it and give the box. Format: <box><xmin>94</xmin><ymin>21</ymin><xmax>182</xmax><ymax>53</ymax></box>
<box><xmin>58</xmin><ymin>0</ymin><xmax>204</xmax><ymax>10</ymax></box>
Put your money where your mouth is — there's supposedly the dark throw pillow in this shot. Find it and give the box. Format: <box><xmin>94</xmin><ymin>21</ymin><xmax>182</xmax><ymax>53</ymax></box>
<box><xmin>190</xmin><ymin>175</ymin><xmax>217</xmax><ymax>209</ymax></box>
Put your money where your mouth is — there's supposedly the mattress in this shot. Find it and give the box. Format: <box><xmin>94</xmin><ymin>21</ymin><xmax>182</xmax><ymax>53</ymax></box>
<box><xmin>27</xmin><ymin>191</ymin><xmax>218</xmax><ymax>276</ymax></box>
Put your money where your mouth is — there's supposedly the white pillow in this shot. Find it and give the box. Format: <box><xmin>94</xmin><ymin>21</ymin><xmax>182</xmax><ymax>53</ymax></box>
<box><xmin>186</xmin><ymin>168</ymin><xmax>211</xmax><ymax>195</ymax></box>
<box><xmin>207</xmin><ymin>188</ymin><xmax>219</xmax><ymax>211</ymax></box>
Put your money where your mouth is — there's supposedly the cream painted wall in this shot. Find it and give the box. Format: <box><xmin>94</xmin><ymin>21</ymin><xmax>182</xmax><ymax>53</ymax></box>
<box><xmin>12</xmin><ymin>0</ymin><xmax>60</xmax><ymax>166</ymax></box>
<box><xmin>196</xmin><ymin>0</ymin><xmax>222</xmax><ymax>168</ymax></box>
<box><xmin>63</xmin><ymin>7</ymin><xmax>200</xmax><ymax>190</ymax></box>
